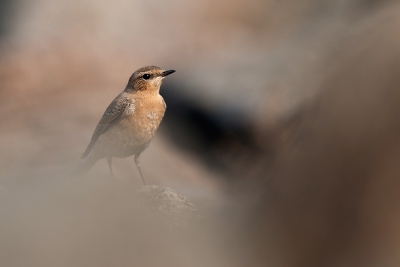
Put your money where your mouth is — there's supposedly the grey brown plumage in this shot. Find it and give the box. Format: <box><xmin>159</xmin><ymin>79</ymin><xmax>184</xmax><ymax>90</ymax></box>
<box><xmin>81</xmin><ymin>96</ymin><xmax>132</xmax><ymax>159</ymax></box>
<box><xmin>76</xmin><ymin>66</ymin><xmax>175</xmax><ymax>184</ymax></box>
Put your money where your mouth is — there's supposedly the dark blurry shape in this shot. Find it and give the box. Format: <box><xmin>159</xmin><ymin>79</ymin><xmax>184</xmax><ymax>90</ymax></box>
<box><xmin>161</xmin><ymin>83</ymin><xmax>265</xmax><ymax>176</ymax></box>
<box><xmin>0</xmin><ymin>0</ymin><xmax>14</xmax><ymax>40</ymax></box>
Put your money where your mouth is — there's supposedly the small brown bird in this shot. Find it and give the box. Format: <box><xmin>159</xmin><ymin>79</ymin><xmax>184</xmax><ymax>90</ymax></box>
<box><xmin>75</xmin><ymin>66</ymin><xmax>175</xmax><ymax>184</ymax></box>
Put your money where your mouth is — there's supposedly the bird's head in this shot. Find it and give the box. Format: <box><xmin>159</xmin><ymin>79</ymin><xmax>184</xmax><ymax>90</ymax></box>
<box><xmin>126</xmin><ymin>66</ymin><xmax>175</xmax><ymax>93</ymax></box>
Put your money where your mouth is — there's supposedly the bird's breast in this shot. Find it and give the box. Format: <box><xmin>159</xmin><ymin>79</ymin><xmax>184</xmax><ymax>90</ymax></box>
<box><xmin>121</xmin><ymin>96</ymin><xmax>166</xmax><ymax>144</ymax></box>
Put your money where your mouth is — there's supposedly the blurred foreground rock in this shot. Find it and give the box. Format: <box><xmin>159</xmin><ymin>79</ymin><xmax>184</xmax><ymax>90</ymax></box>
<box><xmin>242</xmin><ymin>4</ymin><xmax>400</xmax><ymax>267</ymax></box>
<box><xmin>138</xmin><ymin>185</ymin><xmax>201</xmax><ymax>227</ymax></box>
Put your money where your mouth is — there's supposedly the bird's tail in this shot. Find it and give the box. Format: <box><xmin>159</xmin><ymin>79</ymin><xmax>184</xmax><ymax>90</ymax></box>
<box><xmin>72</xmin><ymin>155</ymin><xmax>98</xmax><ymax>177</ymax></box>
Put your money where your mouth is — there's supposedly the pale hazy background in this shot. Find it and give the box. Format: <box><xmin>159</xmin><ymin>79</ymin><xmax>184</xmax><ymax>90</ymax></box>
<box><xmin>1</xmin><ymin>0</ymin><xmax>400</xmax><ymax>266</ymax></box>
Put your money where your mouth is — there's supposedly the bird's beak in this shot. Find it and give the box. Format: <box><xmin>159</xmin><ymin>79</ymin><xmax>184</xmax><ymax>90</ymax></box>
<box><xmin>161</xmin><ymin>70</ymin><xmax>176</xmax><ymax>77</ymax></box>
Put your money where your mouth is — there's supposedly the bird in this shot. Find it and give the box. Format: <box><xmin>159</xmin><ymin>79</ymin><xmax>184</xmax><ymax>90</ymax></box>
<box><xmin>75</xmin><ymin>66</ymin><xmax>175</xmax><ymax>185</ymax></box>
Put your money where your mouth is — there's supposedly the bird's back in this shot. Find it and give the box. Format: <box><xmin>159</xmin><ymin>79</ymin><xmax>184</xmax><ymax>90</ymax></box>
<box><xmin>81</xmin><ymin>92</ymin><xmax>134</xmax><ymax>159</ymax></box>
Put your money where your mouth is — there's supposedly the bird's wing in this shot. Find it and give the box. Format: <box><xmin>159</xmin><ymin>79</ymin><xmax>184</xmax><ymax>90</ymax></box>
<box><xmin>81</xmin><ymin>95</ymin><xmax>132</xmax><ymax>159</ymax></box>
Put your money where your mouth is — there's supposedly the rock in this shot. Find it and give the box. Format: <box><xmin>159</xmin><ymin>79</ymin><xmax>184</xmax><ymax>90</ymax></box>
<box><xmin>138</xmin><ymin>185</ymin><xmax>201</xmax><ymax>227</ymax></box>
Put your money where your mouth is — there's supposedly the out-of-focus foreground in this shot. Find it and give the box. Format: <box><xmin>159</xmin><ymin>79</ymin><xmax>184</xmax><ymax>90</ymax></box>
<box><xmin>1</xmin><ymin>0</ymin><xmax>400</xmax><ymax>266</ymax></box>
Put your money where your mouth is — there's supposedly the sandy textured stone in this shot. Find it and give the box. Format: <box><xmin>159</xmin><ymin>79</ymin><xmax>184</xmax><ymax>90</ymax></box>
<box><xmin>138</xmin><ymin>185</ymin><xmax>201</xmax><ymax>227</ymax></box>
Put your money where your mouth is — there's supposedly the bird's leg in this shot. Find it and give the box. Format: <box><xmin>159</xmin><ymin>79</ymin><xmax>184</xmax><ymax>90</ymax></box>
<box><xmin>134</xmin><ymin>154</ymin><xmax>146</xmax><ymax>185</ymax></box>
<box><xmin>107</xmin><ymin>157</ymin><xmax>114</xmax><ymax>179</ymax></box>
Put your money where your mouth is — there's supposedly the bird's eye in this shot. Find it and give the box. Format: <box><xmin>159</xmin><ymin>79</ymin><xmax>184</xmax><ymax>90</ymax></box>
<box><xmin>142</xmin><ymin>74</ymin><xmax>151</xmax><ymax>80</ymax></box>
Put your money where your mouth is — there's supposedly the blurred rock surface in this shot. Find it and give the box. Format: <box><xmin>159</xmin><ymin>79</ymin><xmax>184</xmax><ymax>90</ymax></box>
<box><xmin>138</xmin><ymin>185</ymin><xmax>201</xmax><ymax>227</ymax></box>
